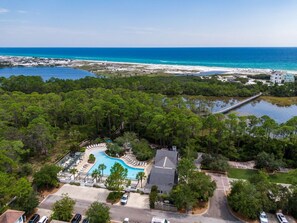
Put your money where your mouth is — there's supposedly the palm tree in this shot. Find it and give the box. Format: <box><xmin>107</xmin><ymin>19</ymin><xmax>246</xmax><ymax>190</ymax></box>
<box><xmin>136</xmin><ymin>172</ymin><xmax>146</xmax><ymax>188</ymax></box>
<box><xmin>69</xmin><ymin>168</ymin><xmax>78</xmax><ymax>179</ymax></box>
<box><xmin>91</xmin><ymin>169</ymin><xmax>100</xmax><ymax>182</ymax></box>
<box><xmin>98</xmin><ymin>163</ymin><xmax>106</xmax><ymax>182</ymax></box>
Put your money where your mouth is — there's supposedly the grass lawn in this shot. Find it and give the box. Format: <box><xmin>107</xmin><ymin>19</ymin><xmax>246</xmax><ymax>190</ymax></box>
<box><xmin>228</xmin><ymin>168</ymin><xmax>258</xmax><ymax>180</ymax></box>
<box><xmin>261</xmin><ymin>96</ymin><xmax>297</xmax><ymax>106</ymax></box>
<box><xmin>227</xmin><ymin>168</ymin><xmax>292</xmax><ymax>184</ymax></box>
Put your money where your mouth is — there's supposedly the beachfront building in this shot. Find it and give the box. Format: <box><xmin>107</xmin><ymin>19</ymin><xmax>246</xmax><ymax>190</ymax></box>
<box><xmin>283</xmin><ymin>73</ymin><xmax>295</xmax><ymax>83</ymax></box>
<box><xmin>270</xmin><ymin>71</ymin><xmax>284</xmax><ymax>84</ymax></box>
<box><xmin>145</xmin><ymin>149</ymin><xmax>178</xmax><ymax>194</ymax></box>
<box><xmin>270</xmin><ymin>71</ymin><xmax>295</xmax><ymax>84</ymax></box>
<box><xmin>0</xmin><ymin>210</ymin><xmax>25</xmax><ymax>223</ymax></box>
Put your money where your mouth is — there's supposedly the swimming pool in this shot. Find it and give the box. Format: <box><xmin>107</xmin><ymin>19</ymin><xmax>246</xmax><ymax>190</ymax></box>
<box><xmin>87</xmin><ymin>151</ymin><xmax>144</xmax><ymax>180</ymax></box>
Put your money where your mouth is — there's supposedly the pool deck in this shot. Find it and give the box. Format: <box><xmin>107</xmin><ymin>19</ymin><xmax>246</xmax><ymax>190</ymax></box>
<box><xmin>76</xmin><ymin>143</ymin><xmax>107</xmax><ymax>174</ymax></box>
<box><xmin>78</xmin><ymin>143</ymin><xmax>151</xmax><ymax>180</ymax></box>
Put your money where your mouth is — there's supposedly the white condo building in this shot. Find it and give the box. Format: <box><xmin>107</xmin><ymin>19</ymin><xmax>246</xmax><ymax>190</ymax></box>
<box><xmin>270</xmin><ymin>71</ymin><xmax>295</xmax><ymax>84</ymax></box>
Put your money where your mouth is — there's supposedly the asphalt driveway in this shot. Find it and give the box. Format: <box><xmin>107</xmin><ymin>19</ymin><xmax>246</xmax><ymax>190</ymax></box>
<box><xmin>203</xmin><ymin>173</ymin><xmax>238</xmax><ymax>221</ymax></box>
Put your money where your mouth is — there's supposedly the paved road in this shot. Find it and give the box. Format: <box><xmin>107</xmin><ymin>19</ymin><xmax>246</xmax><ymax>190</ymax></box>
<box><xmin>204</xmin><ymin>173</ymin><xmax>238</xmax><ymax>221</ymax></box>
<box><xmin>39</xmin><ymin>194</ymin><xmax>239</xmax><ymax>223</ymax></box>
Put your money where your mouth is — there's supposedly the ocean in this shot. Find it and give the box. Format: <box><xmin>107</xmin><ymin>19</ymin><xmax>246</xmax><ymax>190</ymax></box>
<box><xmin>1</xmin><ymin>47</ymin><xmax>297</xmax><ymax>71</ymax></box>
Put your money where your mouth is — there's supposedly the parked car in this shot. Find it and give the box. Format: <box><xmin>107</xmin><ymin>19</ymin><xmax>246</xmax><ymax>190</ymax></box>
<box><xmin>120</xmin><ymin>193</ymin><xmax>129</xmax><ymax>205</ymax></box>
<box><xmin>71</xmin><ymin>213</ymin><xmax>82</xmax><ymax>223</ymax></box>
<box><xmin>37</xmin><ymin>216</ymin><xmax>48</xmax><ymax>223</ymax></box>
<box><xmin>276</xmin><ymin>213</ymin><xmax>289</xmax><ymax>223</ymax></box>
<box><xmin>29</xmin><ymin>214</ymin><xmax>40</xmax><ymax>223</ymax></box>
<box><xmin>259</xmin><ymin>211</ymin><xmax>268</xmax><ymax>223</ymax></box>
<box><xmin>151</xmin><ymin>217</ymin><xmax>170</xmax><ymax>223</ymax></box>
<box><xmin>123</xmin><ymin>217</ymin><xmax>129</xmax><ymax>223</ymax></box>
<box><xmin>82</xmin><ymin>218</ymin><xmax>89</xmax><ymax>223</ymax></box>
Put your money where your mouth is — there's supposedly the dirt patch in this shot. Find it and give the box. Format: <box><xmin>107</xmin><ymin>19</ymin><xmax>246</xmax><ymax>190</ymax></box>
<box><xmin>191</xmin><ymin>201</ymin><xmax>209</xmax><ymax>215</ymax></box>
<box><xmin>39</xmin><ymin>184</ymin><xmax>63</xmax><ymax>201</ymax></box>
<box><xmin>178</xmin><ymin>202</ymin><xmax>209</xmax><ymax>215</ymax></box>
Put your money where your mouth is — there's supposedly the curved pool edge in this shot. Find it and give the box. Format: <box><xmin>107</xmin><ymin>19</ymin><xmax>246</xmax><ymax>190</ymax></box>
<box><xmin>87</xmin><ymin>151</ymin><xmax>145</xmax><ymax>180</ymax></box>
<box><xmin>103</xmin><ymin>151</ymin><xmax>146</xmax><ymax>170</ymax></box>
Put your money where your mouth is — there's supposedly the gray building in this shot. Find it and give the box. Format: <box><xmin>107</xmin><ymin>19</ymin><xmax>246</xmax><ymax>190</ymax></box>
<box><xmin>146</xmin><ymin>149</ymin><xmax>178</xmax><ymax>194</ymax></box>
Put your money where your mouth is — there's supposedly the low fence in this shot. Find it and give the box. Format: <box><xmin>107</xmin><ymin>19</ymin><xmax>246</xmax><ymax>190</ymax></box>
<box><xmin>201</xmin><ymin>169</ymin><xmax>227</xmax><ymax>175</ymax></box>
<box><xmin>154</xmin><ymin>201</ymin><xmax>177</xmax><ymax>212</ymax></box>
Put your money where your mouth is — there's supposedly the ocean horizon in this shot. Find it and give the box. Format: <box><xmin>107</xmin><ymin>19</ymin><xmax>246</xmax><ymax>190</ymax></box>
<box><xmin>1</xmin><ymin>47</ymin><xmax>297</xmax><ymax>72</ymax></box>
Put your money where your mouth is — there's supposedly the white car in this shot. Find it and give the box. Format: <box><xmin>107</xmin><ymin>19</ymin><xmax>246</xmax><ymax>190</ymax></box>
<box><xmin>120</xmin><ymin>193</ymin><xmax>129</xmax><ymax>205</ymax></box>
<box><xmin>259</xmin><ymin>211</ymin><xmax>268</xmax><ymax>223</ymax></box>
<box><xmin>151</xmin><ymin>217</ymin><xmax>170</xmax><ymax>223</ymax></box>
<box><xmin>123</xmin><ymin>217</ymin><xmax>129</xmax><ymax>223</ymax></box>
<box><xmin>37</xmin><ymin>216</ymin><xmax>48</xmax><ymax>223</ymax></box>
<box><xmin>276</xmin><ymin>213</ymin><xmax>288</xmax><ymax>223</ymax></box>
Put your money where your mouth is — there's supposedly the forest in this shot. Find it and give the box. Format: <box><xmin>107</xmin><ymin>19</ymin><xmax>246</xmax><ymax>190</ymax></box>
<box><xmin>0</xmin><ymin>75</ymin><xmax>296</xmax><ymax>216</ymax></box>
<box><xmin>1</xmin><ymin>75</ymin><xmax>297</xmax><ymax>96</ymax></box>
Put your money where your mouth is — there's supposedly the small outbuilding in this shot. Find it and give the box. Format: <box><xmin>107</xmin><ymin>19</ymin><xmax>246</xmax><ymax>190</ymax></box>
<box><xmin>0</xmin><ymin>209</ymin><xmax>25</xmax><ymax>223</ymax></box>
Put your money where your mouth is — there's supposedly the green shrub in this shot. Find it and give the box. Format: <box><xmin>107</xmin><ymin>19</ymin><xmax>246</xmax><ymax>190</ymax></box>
<box><xmin>18</xmin><ymin>163</ymin><xmax>33</xmax><ymax>177</ymax></box>
<box><xmin>88</xmin><ymin>154</ymin><xmax>96</xmax><ymax>163</ymax></box>
<box><xmin>126</xmin><ymin>179</ymin><xmax>131</xmax><ymax>187</ymax></box>
<box><xmin>106</xmin><ymin>192</ymin><xmax>124</xmax><ymax>204</ymax></box>
<box><xmin>106</xmin><ymin>143</ymin><xmax>125</xmax><ymax>157</ymax></box>
<box><xmin>201</xmin><ymin>154</ymin><xmax>230</xmax><ymax>172</ymax></box>
<box><xmin>69</xmin><ymin>182</ymin><xmax>80</xmax><ymax>186</ymax></box>
<box><xmin>95</xmin><ymin>137</ymin><xmax>103</xmax><ymax>143</ymax></box>
<box><xmin>149</xmin><ymin>185</ymin><xmax>158</xmax><ymax>209</ymax></box>
<box><xmin>52</xmin><ymin>194</ymin><xmax>75</xmax><ymax>221</ymax></box>
<box><xmin>33</xmin><ymin>164</ymin><xmax>61</xmax><ymax>190</ymax></box>
<box><xmin>131</xmin><ymin>139</ymin><xmax>154</xmax><ymax>161</ymax></box>
<box><xmin>69</xmin><ymin>143</ymin><xmax>80</xmax><ymax>153</ymax></box>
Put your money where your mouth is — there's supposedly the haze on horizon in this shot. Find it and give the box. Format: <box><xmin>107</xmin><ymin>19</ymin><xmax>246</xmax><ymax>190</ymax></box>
<box><xmin>0</xmin><ymin>0</ymin><xmax>297</xmax><ymax>47</ymax></box>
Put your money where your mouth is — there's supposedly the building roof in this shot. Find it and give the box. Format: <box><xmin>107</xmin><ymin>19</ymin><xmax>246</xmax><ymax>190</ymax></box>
<box><xmin>146</xmin><ymin>149</ymin><xmax>178</xmax><ymax>193</ymax></box>
<box><xmin>147</xmin><ymin>166</ymin><xmax>177</xmax><ymax>192</ymax></box>
<box><xmin>0</xmin><ymin>210</ymin><xmax>24</xmax><ymax>223</ymax></box>
<box><xmin>154</xmin><ymin>149</ymin><xmax>178</xmax><ymax>169</ymax></box>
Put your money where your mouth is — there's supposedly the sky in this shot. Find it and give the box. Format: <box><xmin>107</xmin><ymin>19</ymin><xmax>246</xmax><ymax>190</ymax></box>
<box><xmin>0</xmin><ymin>0</ymin><xmax>297</xmax><ymax>47</ymax></box>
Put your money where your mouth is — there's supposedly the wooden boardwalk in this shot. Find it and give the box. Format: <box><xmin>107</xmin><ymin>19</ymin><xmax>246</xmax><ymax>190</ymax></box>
<box><xmin>213</xmin><ymin>92</ymin><xmax>262</xmax><ymax>114</ymax></box>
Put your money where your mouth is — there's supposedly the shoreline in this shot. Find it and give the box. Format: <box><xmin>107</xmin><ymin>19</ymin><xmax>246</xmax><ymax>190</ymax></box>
<box><xmin>1</xmin><ymin>55</ymin><xmax>297</xmax><ymax>76</ymax></box>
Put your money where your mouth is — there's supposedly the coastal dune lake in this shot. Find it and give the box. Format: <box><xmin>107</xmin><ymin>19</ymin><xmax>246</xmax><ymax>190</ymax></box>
<box><xmin>233</xmin><ymin>99</ymin><xmax>297</xmax><ymax>123</ymax></box>
<box><xmin>186</xmin><ymin>97</ymin><xmax>297</xmax><ymax>123</ymax></box>
<box><xmin>0</xmin><ymin>66</ymin><xmax>94</xmax><ymax>80</ymax></box>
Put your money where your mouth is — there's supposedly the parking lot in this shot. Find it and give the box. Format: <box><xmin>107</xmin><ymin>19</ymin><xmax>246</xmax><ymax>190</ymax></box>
<box><xmin>114</xmin><ymin>192</ymin><xmax>149</xmax><ymax>209</ymax></box>
<box><xmin>266</xmin><ymin>213</ymin><xmax>296</xmax><ymax>223</ymax></box>
<box><xmin>41</xmin><ymin>184</ymin><xmax>149</xmax><ymax>210</ymax></box>
<box><xmin>54</xmin><ymin>184</ymin><xmax>109</xmax><ymax>202</ymax></box>
<box><xmin>37</xmin><ymin>183</ymin><xmax>296</xmax><ymax>223</ymax></box>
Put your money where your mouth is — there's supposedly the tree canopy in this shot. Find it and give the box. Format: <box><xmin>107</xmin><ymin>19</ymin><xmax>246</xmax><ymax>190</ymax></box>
<box><xmin>170</xmin><ymin>169</ymin><xmax>216</xmax><ymax>211</ymax></box>
<box><xmin>86</xmin><ymin>202</ymin><xmax>110</xmax><ymax>223</ymax></box>
<box><xmin>33</xmin><ymin>164</ymin><xmax>61</xmax><ymax>189</ymax></box>
<box><xmin>228</xmin><ymin>171</ymin><xmax>297</xmax><ymax>219</ymax></box>
<box><xmin>52</xmin><ymin>194</ymin><xmax>75</xmax><ymax>222</ymax></box>
<box><xmin>105</xmin><ymin>163</ymin><xmax>128</xmax><ymax>191</ymax></box>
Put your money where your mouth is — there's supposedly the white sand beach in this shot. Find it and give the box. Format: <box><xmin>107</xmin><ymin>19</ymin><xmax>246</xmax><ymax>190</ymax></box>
<box><xmin>2</xmin><ymin>55</ymin><xmax>297</xmax><ymax>76</ymax></box>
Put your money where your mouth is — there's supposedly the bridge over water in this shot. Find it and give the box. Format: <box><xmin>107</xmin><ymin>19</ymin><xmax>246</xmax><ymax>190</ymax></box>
<box><xmin>213</xmin><ymin>92</ymin><xmax>263</xmax><ymax>114</ymax></box>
